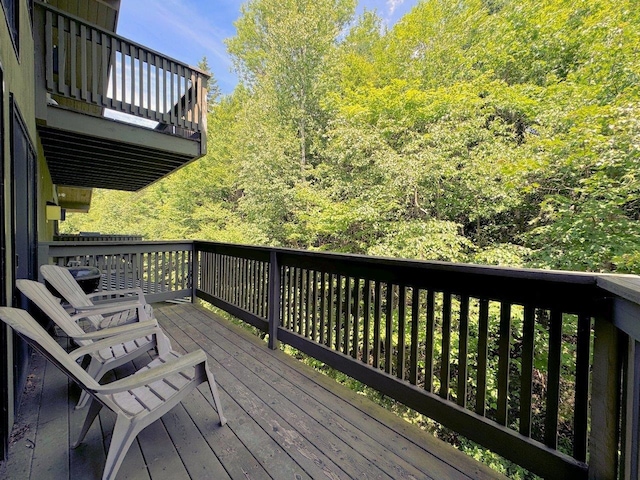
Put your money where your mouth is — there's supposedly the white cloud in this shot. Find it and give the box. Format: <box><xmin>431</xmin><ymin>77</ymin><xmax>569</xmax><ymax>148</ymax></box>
<box><xmin>118</xmin><ymin>0</ymin><xmax>232</xmax><ymax>68</ymax></box>
<box><xmin>387</xmin><ymin>0</ymin><xmax>405</xmax><ymax>14</ymax></box>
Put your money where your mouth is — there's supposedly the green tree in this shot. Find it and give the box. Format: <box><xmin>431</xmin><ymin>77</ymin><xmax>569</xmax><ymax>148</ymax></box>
<box><xmin>227</xmin><ymin>0</ymin><xmax>356</xmax><ymax>168</ymax></box>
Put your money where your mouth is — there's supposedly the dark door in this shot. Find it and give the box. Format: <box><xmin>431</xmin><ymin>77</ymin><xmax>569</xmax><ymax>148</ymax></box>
<box><xmin>0</xmin><ymin>64</ymin><xmax>8</xmax><ymax>461</ymax></box>
<box><xmin>9</xmin><ymin>95</ymin><xmax>36</xmax><ymax>411</ymax></box>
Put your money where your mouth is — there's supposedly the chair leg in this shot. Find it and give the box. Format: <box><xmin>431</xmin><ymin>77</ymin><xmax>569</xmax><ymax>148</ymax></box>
<box><xmin>156</xmin><ymin>331</ymin><xmax>172</xmax><ymax>356</ymax></box>
<box><xmin>72</xmin><ymin>398</ymin><xmax>103</xmax><ymax>448</ymax></box>
<box><xmin>205</xmin><ymin>365</ymin><xmax>227</xmax><ymax>426</ymax></box>
<box><xmin>102</xmin><ymin>415</ymin><xmax>142</xmax><ymax>480</ymax></box>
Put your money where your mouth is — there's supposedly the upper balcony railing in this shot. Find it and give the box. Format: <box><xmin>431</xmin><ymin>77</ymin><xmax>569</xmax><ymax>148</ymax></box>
<box><xmin>37</xmin><ymin>2</ymin><xmax>208</xmax><ymax>135</ymax></box>
<box><xmin>38</xmin><ymin>239</ymin><xmax>640</xmax><ymax>480</ymax></box>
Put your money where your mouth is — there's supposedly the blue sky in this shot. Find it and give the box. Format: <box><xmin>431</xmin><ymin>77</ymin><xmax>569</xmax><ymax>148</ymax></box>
<box><xmin>116</xmin><ymin>0</ymin><xmax>419</xmax><ymax>95</ymax></box>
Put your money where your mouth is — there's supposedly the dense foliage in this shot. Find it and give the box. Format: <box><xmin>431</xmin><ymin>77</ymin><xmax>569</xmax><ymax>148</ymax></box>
<box><xmin>63</xmin><ymin>0</ymin><xmax>639</xmax><ymax>274</ymax></box>
<box><xmin>63</xmin><ymin>0</ymin><xmax>640</xmax><ymax>274</ymax></box>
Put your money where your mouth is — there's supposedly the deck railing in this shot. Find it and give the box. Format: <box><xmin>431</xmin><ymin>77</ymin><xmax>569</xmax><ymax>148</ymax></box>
<box><xmin>37</xmin><ymin>2</ymin><xmax>208</xmax><ymax>135</ymax></box>
<box><xmin>53</xmin><ymin>233</ymin><xmax>143</xmax><ymax>242</ymax></box>
<box><xmin>194</xmin><ymin>241</ymin><xmax>640</xmax><ymax>480</ymax></box>
<box><xmin>35</xmin><ymin>239</ymin><xmax>639</xmax><ymax>478</ymax></box>
<box><xmin>38</xmin><ymin>241</ymin><xmax>193</xmax><ymax>303</ymax></box>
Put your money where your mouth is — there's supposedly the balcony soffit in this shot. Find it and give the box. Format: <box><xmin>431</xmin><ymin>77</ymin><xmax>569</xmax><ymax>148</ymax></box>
<box><xmin>38</xmin><ymin>108</ymin><xmax>201</xmax><ymax>192</ymax></box>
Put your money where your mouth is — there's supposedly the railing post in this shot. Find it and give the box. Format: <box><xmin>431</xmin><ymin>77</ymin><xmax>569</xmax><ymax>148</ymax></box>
<box><xmin>191</xmin><ymin>244</ymin><xmax>198</xmax><ymax>303</ymax></box>
<box><xmin>267</xmin><ymin>251</ymin><xmax>280</xmax><ymax>350</ymax></box>
<box><xmin>621</xmin><ymin>337</ymin><xmax>639</xmax><ymax>480</ymax></box>
<box><xmin>589</xmin><ymin>314</ymin><xmax>622</xmax><ymax>480</ymax></box>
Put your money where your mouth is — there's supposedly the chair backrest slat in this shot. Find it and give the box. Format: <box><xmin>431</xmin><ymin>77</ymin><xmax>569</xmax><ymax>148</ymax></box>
<box><xmin>0</xmin><ymin>307</ymin><xmax>100</xmax><ymax>389</ymax></box>
<box><xmin>41</xmin><ymin>265</ymin><xmax>104</xmax><ymax>327</ymax></box>
<box><xmin>16</xmin><ymin>280</ymin><xmax>93</xmax><ymax>346</ymax></box>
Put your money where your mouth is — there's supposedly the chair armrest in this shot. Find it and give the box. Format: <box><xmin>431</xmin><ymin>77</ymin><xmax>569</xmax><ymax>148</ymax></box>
<box><xmin>69</xmin><ymin>301</ymin><xmax>145</xmax><ymax>321</ymax></box>
<box><xmin>71</xmin><ymin>319</ymin><xmax>159</xmax><ymax>341</ymax></box>
<box><xmin>69</xmin><ymin>326</ymin><xmax>162</xmax><ymax>361</ymax></box>
<box><xmin>74</xmin><ymin>299</ymin><xmax>141</xmax><ymax>312</ymax></box>
<box><xmin>92</xmin><ymin>350</ymin><xmax>206</xmax><ymax>394</ymax></box>
<box><xmin>88</xmin><ymin>287</ymin><xmax>146</xmax><ymax>302</ymax></box>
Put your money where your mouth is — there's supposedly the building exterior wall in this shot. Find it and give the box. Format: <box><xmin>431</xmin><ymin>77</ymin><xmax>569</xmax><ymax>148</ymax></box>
<box><xmin>0</xmin><ymin>0</ymin><xmax>55</xmax><ymax>458</ymax></box>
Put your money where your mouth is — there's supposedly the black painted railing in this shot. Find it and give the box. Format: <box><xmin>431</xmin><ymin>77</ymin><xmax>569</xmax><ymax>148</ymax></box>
<box><xmin>37</xmin><ymin>239</ymin><xmax>639</xmax><ymax>479</ymax></box>
<box><xmin>194</xmin><ymin>241</ymin><xmax>640</xmax><ymax>480</ymax></box>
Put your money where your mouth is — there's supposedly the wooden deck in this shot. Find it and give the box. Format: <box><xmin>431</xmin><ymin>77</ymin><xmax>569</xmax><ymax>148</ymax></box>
<box><xmin>1</xmin><ymin>303</ymin><xmax>503</xmax><ymax>480</ymax></box>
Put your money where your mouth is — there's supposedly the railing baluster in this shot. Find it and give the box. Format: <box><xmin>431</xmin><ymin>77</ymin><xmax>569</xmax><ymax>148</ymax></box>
<box><xmin>520</xmin><ymin>305</ymin><xmax>535</xmax><ymax>437</ymax></box>
<box><xmin>373</xmin><ymin>281</ymin><xmax>382</xmax><ymax>369</ymax></box>
<box><xmin>476</xmin><ymin>298</ymin><xmax>489</xmax><ymax>415</ymax></box>
<box><xmin>573</xmin><ymin>314</ymin><xmax>591</xmax><ymax>461</ymax></box>
<box><xmin>45</xmin><ymin>11</ymin><xmax>54</xmax><ymax>90</ymax></box>
<box><xmin>545</xmin><ymin>309</ymin><xmax>563</xmax><ymax>449</ymax></box>
<box><xmin>336</xmin><ymin>274</ymin><xmax>343</xmax><ymax>351</ymax></box>
<box><xmin>385</xmin><ymin>284</ymin><xmax>393</xmax><ymax>374</ymax></box>
<box><xmin>298</xmin><ymin>268</ymin><xmax>305</xmax><ymax>335</ymax></box>
<box><xmin>170</xmin><ymin>251</ymin><xmax>175</xmax><ymax>292</ymax></box>
<box><xmin>440</xmin><ymin>292</ymin><xmax>451</xmax><ymax>400</ymax></box>
<box><xmin>363</xmin><ymin>280</ymin><xmax>371</xmax><ymax>365</ymax></box>
<box><xmin>253</xmin><ymin>260</ymin><xmax>259</xmax><ymax>315</ymax></box>
<box><xmin>91</xmin><ymin>28</ymin><xmax>98</xmax><ymax>103</ymax></box>
<box><xmin>177</xmin><ymin>64</ymin><xmax>183</xmax><ymax>127</ymax></box>
<box><xmin>129</xmin><ymin>45</ymin><xmax>135</xmax><ymax>108</ymax></box>
<box><xmin>139</xmin><ymin>49</ymin><xmax>145</xmax><ymax>114</ymax></box>
<box><xmin>111</xmin><ymin>37</ymin><xmax>119</xmax><ymax>104</ymax></box>
<box><xmin>170</xmin><ymin>61</ymin><xmax>176</xmax><ymax>125</ymax></box>
<box><xmin>286</xmin><ymin>266</ymin><xmax>291</xmax><ymax>327</ymax></box>
<box><xmin>154</xmin><ymin>251</ymin><xmax>160</xmax><ymax>294</ymax></box>
<box><xmin>397</xmin><ymin>285</ymin><xmax>406</xmax><ymax>381</ymax></box>
<box><xmin>57</xmin><ymin>14</ymin><xmax>67</xmax><ymax>95</ymax></box>
<box><xmin>261</xmin><ymin>261</ymin><xmax>267</xmax><ymax>317</ymax></box>
<box><xmin>497</xmin><ymin>301</ymin><xmax>512</xmax><ymax>425</ymax></box>
<box><xmin>319</xmin><ymin>272</ymin><xmax>326</xmax><ymax>345</ymax></box>
<box><xmin>457</xmin><ymin>295</ymin><xmax>469</xmax><ymax>408</ymax></box>
<box><xmin>70</xmin><ymin>19</ymin><xmax>77</xmax><ymax>97</ymax></box>
<box><xmin>236</xmin><ymin>257</ymin><xmax>242</xmax><ymax>309</ymax></box>
<box><xmin>409</xmin><ymin>287</ymin><xmax>419</xmax><ymax>385</ymax></box>
<box><xmin>305</xmin><ymin>269</ymin><xmax>311</xmax><ymax>338</ymax></box>
<box><xmin>293</xmin><ymin>267</ymin><xmax>300</xmax><ymax>333</ymax></box>
<box><xmin>120</xmin><ymin>40</ymin><xmax>126</xmax><ymax>105</ymax></box>
<box><xmin>80</xmin><ymin>24</ymin><xmax>88</xmax><ymax>100</ymax></box>
<box><xmin>327</xmin><ymin>274</ymin><xmax>334</xmax><ymax>348</ymax></box>
<box><xmin>425</xmin><ymin>290</ymin><xmax>435</xmax><ymax>392</ymax></box>
<box><xmin>311</xmin><ymin>271</ymin><xmax>318</xmax><ymax>342</ymax></box>
<box><xmin>155</xmin><ymin>56</ymin><xmax>161</xmax><ymax>119</ymax></box>
<box><xmin>353</xmin><ymin>278</ymin><xmax>361</xmax><ymax>360</ymax></box>
<box><xmin>162</xmin><ymin>251</ymin><xmax>168</xmax><ymax>292</ymax></box>
<box><xmin>344</xmin><ymin>276</ymin><xmax>352</xmax><ymax>355</ymax></box>
<box><xmin>100</xmin><ymin>33</ymin><xmax>109</xmax><ymax>107</ymax></box>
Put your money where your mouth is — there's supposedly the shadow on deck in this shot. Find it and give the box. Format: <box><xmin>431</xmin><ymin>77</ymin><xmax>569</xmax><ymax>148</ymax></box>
<box><xmin>1</xmin><ymin>303</ymin><xmax>503</xmax><ymax>479</ymax></box>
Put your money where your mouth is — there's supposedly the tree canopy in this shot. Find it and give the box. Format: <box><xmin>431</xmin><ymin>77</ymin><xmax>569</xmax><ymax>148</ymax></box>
<box><xmin>62</xmin><ymin>0</ymin><xmax>640</xmax><ymax>274</ymax></box>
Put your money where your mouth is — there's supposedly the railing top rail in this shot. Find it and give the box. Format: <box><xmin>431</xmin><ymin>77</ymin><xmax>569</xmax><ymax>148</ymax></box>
<box><xmin>597</xmin><ymin>275</ymin><xmax>640</xmax><ymax>305</ymax></box>
<box><xmin>35</xmin><ymin>1</ymin><xmax>210</xmax><ymax>78</ymax></box>
<box><xmin>194</xmin><ymin>240</ymin><xmax>609</xmax><ymax>286</ymax></box>
<box><xmin>43</xmin><ymin>240</ymin><xmax>195</xmax><ymax>247</ymax></box>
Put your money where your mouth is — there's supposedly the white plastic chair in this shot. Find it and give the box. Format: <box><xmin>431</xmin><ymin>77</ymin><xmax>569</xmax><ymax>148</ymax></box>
<box><xmin>17</xmin><ymin>279</ymin><xmax>172</xmax><ymax>408</ymax></box>
<box><xmin>0</xmin><ymin>307</ymin><xmax>226</xmax><ymax>480</ymax></box>
<box><xmin>40</xmin><ymin>264</ymin><xmax>152</xmax><ymax>330</ymax></box>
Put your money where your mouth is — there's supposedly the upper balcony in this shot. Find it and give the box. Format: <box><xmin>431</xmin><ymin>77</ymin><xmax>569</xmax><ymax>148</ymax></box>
<box><xmin>33</xmin><ymin>1</ymin><xmax>209</xmax><ymax>191</ymax></box>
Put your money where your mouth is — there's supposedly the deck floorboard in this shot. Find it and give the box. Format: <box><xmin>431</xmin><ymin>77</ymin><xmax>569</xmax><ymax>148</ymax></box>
<box><xmin>1</xmin><ymin>303</ymin><xmax>504</xmax><ymax>480</ymax></box>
